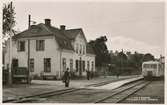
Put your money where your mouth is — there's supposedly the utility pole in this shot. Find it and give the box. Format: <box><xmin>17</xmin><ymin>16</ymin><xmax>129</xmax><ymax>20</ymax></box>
<box><xmin>27</xmin><ymin>15</ymin><xmax>31</xmax><ymax>84</ymax></box>
<box><xmin>121</xmin><ymin>49</ymin><xmax>123</xmax><ymax>76</ymax></box>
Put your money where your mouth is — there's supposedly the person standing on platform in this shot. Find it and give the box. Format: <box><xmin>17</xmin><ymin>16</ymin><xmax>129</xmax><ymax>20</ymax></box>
<box><xmin>86</xmin><ymin>70</ymin><xmax>90</xmax><ymax>80</ymax></box>
<box><xmin>63</xmin><ymin>68</ymin><xmax>70</xmax><ymax>87</ymax></box>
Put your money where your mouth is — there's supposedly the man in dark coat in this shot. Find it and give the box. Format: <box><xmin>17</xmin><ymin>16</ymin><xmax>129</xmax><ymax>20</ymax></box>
<box><xmin>63</xmin><ymin>68</ymin><xmax>70</xmax><ymax>87</ymax></box>
<box><xmin>86</xmin><ymin>70</ymin><xmax>90</xmax><ymax>80</ymax></box>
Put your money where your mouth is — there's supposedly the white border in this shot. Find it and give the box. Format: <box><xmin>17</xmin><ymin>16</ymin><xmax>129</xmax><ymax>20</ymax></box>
<box><xmin>0</xmin><ymin>0</ymin><xmax>166</xmax><ymax>105</ymax></box>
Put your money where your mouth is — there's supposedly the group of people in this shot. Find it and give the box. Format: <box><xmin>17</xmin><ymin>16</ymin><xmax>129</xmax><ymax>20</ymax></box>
<box><xmin>62</xmin><ymin>68</ymin><xmax>94</xmax><ymax>87</ymax></box>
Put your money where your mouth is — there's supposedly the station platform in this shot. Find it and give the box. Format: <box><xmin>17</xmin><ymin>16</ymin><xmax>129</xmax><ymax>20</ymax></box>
<box><xmin>87</xmin><ymin>76</ymin><xmax>143</xmax><ymax>90</ymax></box>
<box><xmin>3</xmin><ymin>75</ymin><xmax>141</xmax><ymax>101</ymax></box>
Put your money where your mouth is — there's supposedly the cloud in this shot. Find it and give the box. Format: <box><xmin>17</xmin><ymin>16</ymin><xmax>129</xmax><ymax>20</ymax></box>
<box><xmin>106</xmin><ymin>36</ymin><xmax>164</xmax><ymax>58</ymax></box>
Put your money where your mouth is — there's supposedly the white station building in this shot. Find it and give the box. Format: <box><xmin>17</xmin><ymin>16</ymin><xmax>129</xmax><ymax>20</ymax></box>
<box><xmin>4</xmin><ymin>19</ymin><xmax>96</xmax><ymax>79</ymax></box>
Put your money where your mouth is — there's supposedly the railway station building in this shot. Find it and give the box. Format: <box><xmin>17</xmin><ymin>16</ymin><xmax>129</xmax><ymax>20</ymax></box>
<box><xmin>4</xmin><ymin>19</ymin><xmax>96</xmax><ymax>79</ymax></box>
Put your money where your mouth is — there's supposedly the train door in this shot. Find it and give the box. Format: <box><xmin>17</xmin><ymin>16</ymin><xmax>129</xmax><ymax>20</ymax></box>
<box><xmin>147</xmin><ymin>71</ymin><xmax>153</xmax><ymax>77</ymax></box>
<box><xmin>155</xmin><ymin>63</ymin><xmax>159</xmax><ymax>77</ymax></box>
<box><xmin>158</xmin><ymin>63</ymin><xmax>162</xmax><ymax>76</ymax></box>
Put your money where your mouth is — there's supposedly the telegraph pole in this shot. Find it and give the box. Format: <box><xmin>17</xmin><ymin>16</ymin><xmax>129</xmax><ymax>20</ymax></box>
<box><xmin>121</xmin><ymin>49</ymin><xmax>123</xmax><ymax>76</ymax></box>
<box><xmin>27</xmin><ymin>15</ymin><xmax>31</xmax><ymax>84</ymax></box>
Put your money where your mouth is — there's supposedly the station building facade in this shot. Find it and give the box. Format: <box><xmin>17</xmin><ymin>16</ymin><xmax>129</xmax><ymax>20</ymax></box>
<box><xmin>4</xmin><ymin>19</ymin><xmax>95</xmax><ymax>79</ymax></box>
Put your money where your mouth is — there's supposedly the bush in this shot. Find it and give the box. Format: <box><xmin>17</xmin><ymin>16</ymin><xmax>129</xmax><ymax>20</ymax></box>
<box><xmin>93</xmin><ymin>71</ymin><xmax>100</xmax><ymax>77</ymax></box>
<box><xmin>70</xmin><ymin>71</ymin><xmax>85</xmax><ymax>80</ymax></box>
<box><xmin>32</xmin><ymin>74</ymin><xmax>41</xmax><ymax>80</ymax></box>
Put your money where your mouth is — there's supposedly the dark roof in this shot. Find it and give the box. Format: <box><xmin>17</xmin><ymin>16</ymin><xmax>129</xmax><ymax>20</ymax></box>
<box><xmin>13</xmin><ymin>23</ymin><xmax>94</xmax><ymax>54</ymax></box>
<box><xmin>13</xmin><ymin>24</ymin><xmax>53</xmax><ymax>39</ymax></box>
<box><xmin>65</xmin><ymin>28</ymin><xmax>82</xmax><ymax>39</ymax></box>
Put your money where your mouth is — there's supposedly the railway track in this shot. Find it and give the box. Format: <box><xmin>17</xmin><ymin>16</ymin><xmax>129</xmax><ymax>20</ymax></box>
<box><xmin>3</xmin><ymin>88</ymin><xmax>80</xmax><ymax>103</ymax></box>
<box><xmin>95</xmin><ymin>80</ymin><xmax>151</xmax><ymax>103</ymax></box>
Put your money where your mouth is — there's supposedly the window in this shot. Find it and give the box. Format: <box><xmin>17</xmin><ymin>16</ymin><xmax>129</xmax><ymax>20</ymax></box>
<box><xmin>76</xmin><ymin>60</ymin><xmax>78</xmax><ymax>72</ymax></box>
<box><xmin>80</xmin><ymin>44</ymin><xmax>82</xmax><ymax>54</ymax></box>
<box><xmin>17</xmin><ymin>40</ymin><xmax>25</xmax><ymax>51</ymax></box>
<box><xmin>30</xmin><ymin>58</ymin><xmax>34</xmax><ymax>72</ymax></box>
<box><xmin>87</xmin><ymin>61</ymin><xmax>90</xmax><ymax>71</ymax></box>
<box><xmin>36</xmin><ymin>40</ymin><xmax>45</xmax><ymax>51</ymax></box>
<box><xmin>83</xmin><ymin>61</ymin><xmax>85</xmax><ymax>72</ymax></box>
<box><xmin>83</xmin><ymin>46</ymin><xmax>85</xmax><ymax>54</ymax></box>
<box><xmin>44</xmin><ymin>58</ymin><xmax>51</xmax><ymax>72</ymax></box>
<box><xmin>151</xmin><ymin>64</ymin><xmax>157</xmax><ymax>69</ymax></box>
<box><xmin>62</xmin><ymin>58</ymin><xmax>66</xmax><ymax>71</ymax></box>
<box><xmin>76</xmin><ymin>44</ymin><xmax>79</xmax><ymax>53</ymax></box>
<box><xmin>70</xmin><ymin>59</ymin><xmax>73</xmax><ymax>71</ymax></box>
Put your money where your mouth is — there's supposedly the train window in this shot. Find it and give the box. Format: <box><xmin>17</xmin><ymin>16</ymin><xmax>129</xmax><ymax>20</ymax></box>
<box><xmin>143</xmin><ymin>64</ymin><xmax>157</xmax><ymax>69</ymax></box>
<box><xmin>151</xmin><ymin>64</ymin><xmax>157</xmax><ymax>69</ymax></box>
<box><xmin>143</xmin><ymin>64</ymin><xmax>149</xmax><ymax>68</ymax></box>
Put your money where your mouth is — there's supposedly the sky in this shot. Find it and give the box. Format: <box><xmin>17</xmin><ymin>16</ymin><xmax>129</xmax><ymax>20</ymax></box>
<box><xmin>12</xmin><ymin>1</ymin><xmax>164</xmax><ymax>58</ymax></box>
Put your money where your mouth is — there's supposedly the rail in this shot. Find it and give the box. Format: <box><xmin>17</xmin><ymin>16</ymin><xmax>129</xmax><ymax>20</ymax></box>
<box><xmin>95</xmin><ymin>80</ymin><xmax>151</xmax><ymax>103</ymax></box>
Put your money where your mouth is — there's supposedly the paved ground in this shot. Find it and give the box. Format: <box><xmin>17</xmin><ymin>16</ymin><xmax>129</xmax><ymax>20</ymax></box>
<box><xmin>122</xmin><ymin>79</ymin><xmax>164</xmax><ymax>104</ymax></box>
<box><xmin>3</xmin><ymin>75</ymin><xmax>139</xmax><ymax>101</ymax></box>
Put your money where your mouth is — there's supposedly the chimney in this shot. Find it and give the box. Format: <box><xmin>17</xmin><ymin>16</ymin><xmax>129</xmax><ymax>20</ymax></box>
<box><xmin>45</xmin><ymin>19</ymin><xmax>51</xmax><ymax>26</ymax></box>
<box><xmin>60</xmin><ymin>25</ymin><xmax>66</xmax><ymax>31</ymax></box>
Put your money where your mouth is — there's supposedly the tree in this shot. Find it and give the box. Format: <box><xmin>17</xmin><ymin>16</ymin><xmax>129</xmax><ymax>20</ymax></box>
<box><xmin>3</xmin><ymin>2</ymin><xmax>16</xmax><ymax>38</ymax></box>
<box><xmin>89</xmin><ymin>36</ymin><xmax>110</xmax><ymax>66</ymax></box>
<box><xmin>131</xmin><ymin>51</ymin><xmax>144</xmax><ymax>68</ymax></box>
<box><xmin>143</xmin><ymin>53</ymin><xmax>155</xmax><ymax>61</ymax></box>
<box><xmin>116</xmin><ymin>50</ymin><xmax>128</xmax><ymax>74</ymax></box>
<box><xmin>3</xmin><ymin>2</ymin><xmax>16</xmax><ymax>85</ymax></box>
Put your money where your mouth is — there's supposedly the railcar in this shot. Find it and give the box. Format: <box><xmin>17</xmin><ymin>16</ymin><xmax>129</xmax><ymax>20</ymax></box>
<box><xmin>142</xmin><ymin>61</ymin><xmax>164</xmax><ymax>80</ymax></box>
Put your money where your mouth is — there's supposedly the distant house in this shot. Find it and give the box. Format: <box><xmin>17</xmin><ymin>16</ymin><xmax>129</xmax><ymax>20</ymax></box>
<box><xmin>4</xmin><ymin>19</ymin><xmax>95</xmax><ymax>79</ymax></box>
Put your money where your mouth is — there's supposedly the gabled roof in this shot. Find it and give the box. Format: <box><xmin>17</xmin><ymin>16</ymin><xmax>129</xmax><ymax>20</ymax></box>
<box><xmin>13</xmin><ymin>23</ymin><xmax>73</xmax><ymax>50</ymax></box>
<box><xmin>13</xmin><ymin>22</ymin><xmax>94</xmax><ymax>54</ymax></box>
<box><xmin>65</xmin><ymin>28</ymin><xmax>81</xmax><ymax>39</ymax></box>
<box><xmin>65</xmin><ymin>28</ymin><xmax>87</xmax><ymax>42</ymax></box>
